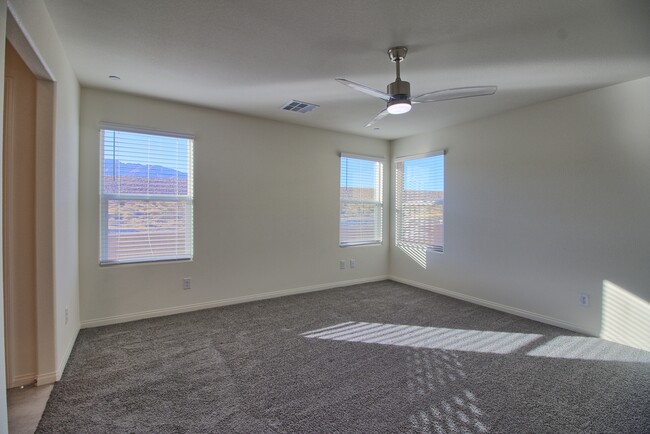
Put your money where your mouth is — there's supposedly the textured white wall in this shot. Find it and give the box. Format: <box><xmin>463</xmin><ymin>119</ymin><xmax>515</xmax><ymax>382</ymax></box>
<box><xmin>79</xmin><ymin>88</ymin><xmax>389</xmax><ymax>325</ymax></box>
<box><xmin>390</xmin><ymin>77</ymin><xmax>650</xmax><ymax>340</ymax></box>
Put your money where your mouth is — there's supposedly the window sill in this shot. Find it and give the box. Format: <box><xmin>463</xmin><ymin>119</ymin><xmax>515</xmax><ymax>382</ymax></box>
<box><xmin>99</xmin><ymin>258</ymin><xmax>193</xmax><ymax>267</ymax></box>
<box><xmin>339</xmin><ymin>242</ymin><xmax>383</xmax><ymax>248</ymax></box>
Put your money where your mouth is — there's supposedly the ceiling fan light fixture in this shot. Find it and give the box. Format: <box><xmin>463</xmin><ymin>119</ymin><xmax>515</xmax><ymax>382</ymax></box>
<box><xmin>336</xmin><ymin>46</ymin><xmax>496</xmax><ymax>126</ymax></box>
<box><xmin>387</xmin><ymin>100</ymin><xmax>412</xmax><ymax>115</ymax></box>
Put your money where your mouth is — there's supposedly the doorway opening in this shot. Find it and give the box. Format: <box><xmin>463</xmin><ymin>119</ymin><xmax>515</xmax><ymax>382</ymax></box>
<box><xmin>3</xmin><ymin>4</ymin><xmax>56</xmax><ymax>404</ymax></box>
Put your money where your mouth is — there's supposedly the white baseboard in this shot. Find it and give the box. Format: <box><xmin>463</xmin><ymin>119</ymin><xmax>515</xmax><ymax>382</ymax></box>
<box><xmin>53</xmin><ymin>325</ymin><xmax>80</xmax><ymax>382</ymax></box>
<box><xmin>389</xmin><ymin>275</ymin><xmax>593</xmax><ymax>336</ymax></box>
<box><xmin>13</xmin><ymin>327</ymin><xmax>79</xmax><ymax>386</ymax></box>
<box><xmin>36</xmin><ymin>371</ymin><xmax>57</xmax><ymax>386</ymax></box>
<box><xmin>81</xmin><ymin>276</ymin><xmax>389</xmax><ymax>329</ymax></box>
<box><xmin>8</xmin><ymin>373</ymin><xmax>36</xmax><ymax>388</ymax></box>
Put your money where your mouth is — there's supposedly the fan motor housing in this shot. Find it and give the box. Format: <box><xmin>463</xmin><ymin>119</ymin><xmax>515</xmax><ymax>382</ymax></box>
<box><xmin>388</xmin><ymin>80</ymin><xmax>411</xmax><ymax>98</ymax></box>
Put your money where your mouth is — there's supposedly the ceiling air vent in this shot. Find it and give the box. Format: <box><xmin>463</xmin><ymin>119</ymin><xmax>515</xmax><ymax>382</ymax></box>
<box><xmin>281</xmin><ymin>100</ymin><xmax>319</xmax><ymax>113</ymax></box>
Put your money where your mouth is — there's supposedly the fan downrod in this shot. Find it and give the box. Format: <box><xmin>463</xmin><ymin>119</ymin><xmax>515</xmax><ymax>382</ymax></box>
<box><xmin>386</xmin><ymin>46</ymin><xmax>410</xmax><ymax>100</ymax></box>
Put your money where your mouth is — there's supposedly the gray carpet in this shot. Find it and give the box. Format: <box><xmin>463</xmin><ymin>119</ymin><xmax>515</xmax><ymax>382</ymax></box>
<box><xmin>37</xmin><ymin>280</ymin><xmax>650</xmax><ymax>433</ymax></box>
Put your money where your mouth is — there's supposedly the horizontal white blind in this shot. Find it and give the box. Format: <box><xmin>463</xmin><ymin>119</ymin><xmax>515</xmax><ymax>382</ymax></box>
<box><xmin>100</xmin><ymin>127</ymin><xmax>194</xmax><ymax>265</ymax></box>
<box><xmin>340</xmin><ymin>154</ymin><xmax>384</xmax><ymax>246</ymax></box>
<box><xmin>395</xmin><ymin>151</ymin><xmax>444</xmax><ymax>251</ymax></box>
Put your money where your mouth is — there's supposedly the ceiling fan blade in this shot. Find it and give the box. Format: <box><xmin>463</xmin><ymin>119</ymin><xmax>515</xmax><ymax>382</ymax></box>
<box><xmin>336</xmin><ymin>78</ymin><xmax>391</xmax><ymax>101</ymax></box>
<box><xmin>365</xmin><ymin>109</ymin><xmax>390</xmax><ymax>127</ymax></box>
<box><xmin>412</xmin><ymin>86</ymin><xmax>497</xmax><ymax>103</ymax></box>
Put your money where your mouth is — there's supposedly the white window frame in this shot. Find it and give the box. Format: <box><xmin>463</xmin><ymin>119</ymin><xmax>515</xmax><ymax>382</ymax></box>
<box><xmin>395</xmin><ymin>150</ymin><xmax>445</xmax><ymax>252</ymax></box>
<box><xmin>99</xmin><ymin>123</ymin><xmax>194</xmax><ymax>265</ymax></box>
<box><xmin>339</xmin><ymin>152</ymin><xmax>384</xmax><ymax>247</ymax></box>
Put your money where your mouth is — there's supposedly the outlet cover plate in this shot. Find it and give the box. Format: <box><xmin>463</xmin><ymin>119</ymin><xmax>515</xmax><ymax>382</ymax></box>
<box><xmin>579</xmin><ymin>292</ymin><xmax>589</xmax><ymax>307</ymax></box>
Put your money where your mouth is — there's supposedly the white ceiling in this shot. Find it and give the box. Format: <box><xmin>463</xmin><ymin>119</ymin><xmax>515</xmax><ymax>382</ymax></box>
<box><xmin>44</xmin><ymin>0</ymin><xmax>650</xmax><ymax>140</ymax></box>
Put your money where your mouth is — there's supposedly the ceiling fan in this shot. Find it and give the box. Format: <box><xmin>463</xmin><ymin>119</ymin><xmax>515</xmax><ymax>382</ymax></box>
<box><xmin>336</xmin><ymin>47</ymin><xmax>497</xmax><ymax>127</ymax></box>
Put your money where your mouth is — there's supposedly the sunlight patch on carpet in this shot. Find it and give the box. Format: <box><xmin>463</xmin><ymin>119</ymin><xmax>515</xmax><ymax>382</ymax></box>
<box><xmin>302</xmin><ymin>322</ymin><xmax>543</xmax><ymax>354</ymax></box>
<box><xmin>527</xmin><ymin>335</ymin><xmax>650</xmax><ymax>363</ymax></box>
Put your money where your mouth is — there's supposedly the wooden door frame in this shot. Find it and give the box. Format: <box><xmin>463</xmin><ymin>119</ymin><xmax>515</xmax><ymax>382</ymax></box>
<box><xmin>3</xmin><ymin>7</ymin><xmax>56</xmax><ymax>387</ymax></box>
<box><xmin>2</xmin><ymin>75</ymin><xmax>13</xmax><ymax>386</ymax></box>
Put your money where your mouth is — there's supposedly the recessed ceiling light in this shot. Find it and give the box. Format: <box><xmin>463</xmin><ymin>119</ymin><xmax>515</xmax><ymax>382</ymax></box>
<box><xmin>109</xmin><ymin>75</ymin><xmax>121</xmax><ymax>80</ymax></box>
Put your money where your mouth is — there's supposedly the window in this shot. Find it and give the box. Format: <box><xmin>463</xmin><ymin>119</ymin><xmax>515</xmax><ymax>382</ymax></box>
<box><xmin>395</xmin><ymin>151</ymin><xmax>445</xmax><ymax>251</ymax></box>
<box><xmin>339</xmin><ymin>153</ymin><xmax>384</xmax><ymax>246</ymax></box>
<box><xmin>100</xmin><ymin>124</ymin><xmax>194</xmax><ymax>265</ymax></box>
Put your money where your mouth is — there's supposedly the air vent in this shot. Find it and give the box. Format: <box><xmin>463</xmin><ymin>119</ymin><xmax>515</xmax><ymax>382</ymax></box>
<box><xmin>281</xmin><ymin>100</ymin><xmax>319</xmax><ymax>113</ymax></box>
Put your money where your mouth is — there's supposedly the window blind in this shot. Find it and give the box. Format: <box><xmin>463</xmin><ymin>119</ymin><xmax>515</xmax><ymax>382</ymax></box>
<box><xmin>99</xmin><ymin>125</ymin><xmax>194</xmax><ymax>265</ymax></box>
<box><xmin>395</xmin><ymin>151</ymin><xmax>444</xmax><ymax>251</ymax></box>
<box><xmin>340</xmin><ymin>153</ymin><xmax>384</xmax><ymax>246</ymax></box>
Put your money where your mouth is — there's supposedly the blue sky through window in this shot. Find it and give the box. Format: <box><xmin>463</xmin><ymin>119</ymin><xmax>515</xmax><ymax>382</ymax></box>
<box><xmin>340</xmin><ymin>155</ymin><xmax>442</xmax><ymax>190</ymax></box>
<box><xmin>103</xmin><ymin>130</ymin><xmax>190</xmax><ymax>174</ymax></box>
<box><xmin>340</xmin><ymin>157</ymin><xmax>379</xmax><ymax>189</ymax></box>
<box><xmin>404</xmin><ymin>155</ymin><xmax>444</xmax><ymax>191</ymax></box>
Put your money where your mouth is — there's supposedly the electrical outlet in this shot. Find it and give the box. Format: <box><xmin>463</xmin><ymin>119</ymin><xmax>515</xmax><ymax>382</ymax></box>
<box><xmin>183</xmin><ymin>278</ymin><xmax>191</xmax><ymax>290</ymax></box>
<box><xmin>579</xmin><ymin>292</ymin><xmax>589</xmax><ymax>307</ymax></box>
<box><xmin>339</xmin><ymin>260</ymin><xmax>346</xmax><ymax>270</ymax></box>
<box><xmin>65</xmin><ymin>308</ymin><xmax>69</xmax><ymax>325</ymax></box>
<box><xmin>350</xmin><ymin>259</ymin><xmax>356</xmax><ymax>269</ymax></box>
